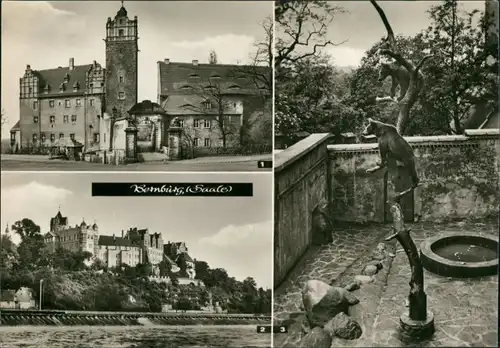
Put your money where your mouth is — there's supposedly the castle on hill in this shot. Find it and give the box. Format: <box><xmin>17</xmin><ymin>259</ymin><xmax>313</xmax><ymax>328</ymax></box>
<box><xmin>10</xmin><ymin>3</ymin><xmax>270</xmax><ymax>162</ymax></box>
<box><xmin>43</xmin><ymin>209</ymin><xmax>197</xmax><ymax>280</ymax></box>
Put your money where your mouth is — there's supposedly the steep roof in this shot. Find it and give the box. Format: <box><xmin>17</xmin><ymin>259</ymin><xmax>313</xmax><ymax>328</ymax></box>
<box><xmin>98</xmin><ymin>235</ymin><xmax>135</xmax><ymax>247</ymax></box>
<box><xmin>10</xmin><ymin>121</ymin><xmax>20</xmax><ymax>132</ymax></box>
<box><xmin>160</xmin><ymin>95</ymin><xmax>242</xmax><ymax>116</ymax></box>
<box><xmin>157</xmin><ymin>61</ymin><xmax>269</xmax><ymax>98</ymax></box>
<box><xmin>50</xmin><ymin>211</ymin><xmax>68</xmax><ymax>227</ymax></box>
<box><xmin>34</xmin><ymin>64</ymin><xmax>94</xmax><ymax>98</ymax></box>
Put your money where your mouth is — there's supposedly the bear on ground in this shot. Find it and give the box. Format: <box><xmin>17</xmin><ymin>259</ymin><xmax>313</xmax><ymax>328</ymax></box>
<box><xmin>311</xmin><ymin>199</ymin><xmax>334</xmax><ymax>245</ymax></box>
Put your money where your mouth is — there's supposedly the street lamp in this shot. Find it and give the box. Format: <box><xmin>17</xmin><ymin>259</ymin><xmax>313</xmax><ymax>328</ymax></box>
<box><xmin>39</xmin><ymin>279</ymin><xmax>44</xmax><ymax>310</ymax></box>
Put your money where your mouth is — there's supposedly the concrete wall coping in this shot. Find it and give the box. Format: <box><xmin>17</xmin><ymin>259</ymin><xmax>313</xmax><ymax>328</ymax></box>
<box><xmin>328</xmin><ymin>130</ymin><xmax>497</xmax><ymax>153</ymax></box>
<box><xmin>275</xmin><ymin>133</ymin><xmax>331</xmax><ymax>172</ymax></box>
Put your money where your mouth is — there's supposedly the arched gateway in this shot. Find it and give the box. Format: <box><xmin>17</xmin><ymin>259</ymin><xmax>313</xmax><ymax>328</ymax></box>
<box><xmin>128</xmin><ymin>100</ymin><xmax>171</xmax><ymax>153</ymax></box>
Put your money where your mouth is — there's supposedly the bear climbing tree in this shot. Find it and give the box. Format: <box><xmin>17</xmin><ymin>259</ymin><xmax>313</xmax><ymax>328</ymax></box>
<box><xmin>370</xmin><ymin>0</ymin><xmax>432</xmax><ymax>135</ymax></box>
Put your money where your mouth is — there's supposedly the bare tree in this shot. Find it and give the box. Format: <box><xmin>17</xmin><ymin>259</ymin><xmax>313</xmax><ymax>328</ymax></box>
<box><xmin>230</xmin><ymin>16</ymin><xmax>273</xmax><ymax>95</ymax></box>
<box><xmin>275</xmin><ymin>0</ymin><xmax>347</xmax><ymax>68</ymax></box>
<box><xmin>180</xmin><ymin>123</ymin><xmax>202</xmax><ymax>159</ymax></box>
<box><xmin>370</xmin><ymin>0</ymin><xmax>432</xmax><ymax>135</ymax></box>
<box><xmin>181</xmin><ymin>80</ymin><xmax>237</xmax><ymax>148</ymax></box>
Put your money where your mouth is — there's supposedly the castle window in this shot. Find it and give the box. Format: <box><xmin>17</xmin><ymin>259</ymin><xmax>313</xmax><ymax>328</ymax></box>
<box><xmin>119</xmin><ymin>29</ymin><xmax>124</xmax><ymax>36</ymax></box>
<box><xmin>63</xmin><ymin>115</ymin><xmax>69</xmax><ymax>124</ymax></box>
<box><xmin>94</xmin><ymin>133</ymin><xmax>100</xmax><ymax>143</ymax></box>
<box><xmin>50</xmin><ymin>134</ymin><xmax>55</xmax><ymax>142</ymax></box>
<box><xmin>49</xmin><ymin>100</ymin><xmax>54</xmax><ymax>108</ymax></box>
<box><xmin>118</xmin><ymin>92</ymin><xmax>125</xmax><ymax>100</ymax></box>
<box><xmin>76</xmin><ymin>99</ymin><xmax>81</xmax><ymax>107</ymax></box>
<box><xmin>203</xmin><ymin>101</ymin><xmax>211</xmax><ymax>110</ymax></box>
<box><xmin>71</xmin><ymin>115</ymin><xmax>77</xmax><ymax>122</ymax></box>
<box><xmin>32</xmin><ymin>134</ymin><xmax>38</xmax><ymax>143</ymax></box>
<box><xmin>119</xmin><ymin>76</ymin><xmax>124</xmax><ymax>83</ymax></box>
<box><xmin>59</xmin><ymin>133</ymin><xmax>64</xmax><ymax>139</ymax></box>
<box><xmin>41</xmin><ymin>133</ymin><xmax>46</xmax><ymax>142</ymax></box>
<box><xmin>90</xmin><ymin>99</ymin><xmax>95</xmax><ymax>106</ymax></box>
<box><xmin>33</xmin><ymin>116</ymin><xmax>39</xmax><ymax>123</ymax></box>
<box><xmin>204</xmin><ymin>138</ymin><xmax>211</xmax><ymax>147</ymax></box>
<box><xmin>50</xmin><ymin>116</ymin><xmax>55</xmax><ymax>124</ymax></box>
<box><xmin>178</xmin><ymin>119</ymin><xmax>184</xmax><ymax>128</ymax></box>
<box><xmin>193</xmin><ymin>119</ymin><xmax>200</xmax><ymax>128</ymax></box>
<box><xmin>10</xmin><ymin>133</ymin><xmax>15</xmax><ymax>141</ymax></box>
<box><xmin>28</xmin><ymin>87</ymin><xmax>32</xmax><ymax>94</ymax></box>
<box><xmin>65</xmin><ymin>100</ymin><xmax>70</xmax><ymax>108</ymax></box>
<box><xmin>203</xmin><ymin>119</ymin><xmax>211</xmax><ymax>128</ymax></box>
<box><xmin>193</xmin><ymin>138</ymin><xmax>199</xmax><ymax>147</ymax></box>
<box><xmin>101</xmin><ymin>82</ymin><xmax>104</xmax><ymax>87</ymax></box>
<box><xmin>70</xmin><ymin>133</ymin><xmax>75</xmax><ymax>140</ymax></box>
<box><xmin>89</xmin><ymin>83</ymin><xmax>93</xmax><ymax>88</ymax></box>
<box><xmin>33</xmin><ymin>101</ymin><xmax>38</xmax><ymax>109</ymax></box>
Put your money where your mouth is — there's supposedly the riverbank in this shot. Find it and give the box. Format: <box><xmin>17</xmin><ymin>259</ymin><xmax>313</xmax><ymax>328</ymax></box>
<box><xmin>0</xmin><ymin>309</ymin><xmax>271</xmax><ymax>326</ymax></box>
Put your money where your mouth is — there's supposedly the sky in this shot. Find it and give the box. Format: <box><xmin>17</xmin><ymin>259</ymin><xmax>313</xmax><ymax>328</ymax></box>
<box><xmin>0</xmin><ymin>172</ymin><xmax>273</xmax><ymax>289</ymax></box>
<box><xmin>314</xmin><ymin>1</ymin><xmax>485</xmax><ymax>67</ymax></box>
<box><xmin>1</xmin><ymin>0</ymin><xmax>272</xmax><ymax>139</ymax></box>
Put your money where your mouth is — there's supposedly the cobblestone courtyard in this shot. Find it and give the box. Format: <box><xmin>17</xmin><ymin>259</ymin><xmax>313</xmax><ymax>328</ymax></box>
<box><xmin>274</xmin><ymin>219</ymin><xmax>498</xmax><ymax>347</ymax></box>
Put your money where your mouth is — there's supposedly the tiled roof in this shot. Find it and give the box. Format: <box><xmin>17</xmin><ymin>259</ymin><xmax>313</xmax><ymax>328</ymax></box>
<box><xmin>10</xmin><ymin>121</ymin><xmax>20</xmax><ymax>132</ymax></box>
<box><xmin>50</xmin><ymin>212</ymin><xmax>68</xmax><ymax>228</ymax></box>
<box><xmin>160</xmin><ymin>95</ymin><xmax>239</xmax><ymax>116</ymax></box>
<box><xmin>183</xmin><ymin>253</ymin><xmax>194</xmax><ymax>263</ymax></box>
<box><xmin>98</xmin><ymin>235</ymin><xmax>135</xmax><ymax>247</ymax></box>
<box><xmin>158</xmin><ymin>61</ymin><xmax>270</xmax><ymax>97</ymax></box>
<box><xmin>34</xmin><ymin>64</ymin><xmax>95</xmax><ymax>98</ymax></box>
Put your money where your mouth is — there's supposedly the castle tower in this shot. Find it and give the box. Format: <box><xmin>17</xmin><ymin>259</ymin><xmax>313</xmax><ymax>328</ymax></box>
<box><xmin>105</xmin><ymin>2</ymin><xmax>139</xmax><ymax>119</ymax></box>
<box><xmin>50</xmin><ymin>208</ymin><xmax>68</xmax><ymax>232</ymax></box>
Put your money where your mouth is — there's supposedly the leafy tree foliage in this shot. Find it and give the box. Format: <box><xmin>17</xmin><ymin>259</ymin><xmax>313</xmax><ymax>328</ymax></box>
<box><xmin>278</xmin><ymin>0</ymin><xmax>497</xmax><ymax>138</ymax></box>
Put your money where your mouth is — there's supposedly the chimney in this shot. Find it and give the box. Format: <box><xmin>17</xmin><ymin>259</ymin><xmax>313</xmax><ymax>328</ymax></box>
<box><xmin>192</xmin><ymin>59</ymin><xmax>199</xmax><ymax>66</ymax></box>
<box><xmin>26</xmin><ymin>64</ymin><xmax>31</xmax><ymax>71</ymax></box>
<box><xmin>121</xmin><ymin>230</ymin><xmax>124</xmax><ymax>238</ymax></box>
<box><xmin>113</xmin><ymin>234</ymin><xmax>116</xmax><ymax>241</ymax></box>
<box><xmin>164</xmin><ymin>58</ymin><xmax>170</xmax><ymax>64</ymax></box>
<box><xmin>69</xmin><ymin>58</ymin><xmax>74</xmax><ymax>71</ymax></box>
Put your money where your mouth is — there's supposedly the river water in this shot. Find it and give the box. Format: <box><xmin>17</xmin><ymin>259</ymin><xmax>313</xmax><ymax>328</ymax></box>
<box><xmin>0</xmin><ymin>325</ymin><xmax>271</xmax><ymax>347</ymax></box>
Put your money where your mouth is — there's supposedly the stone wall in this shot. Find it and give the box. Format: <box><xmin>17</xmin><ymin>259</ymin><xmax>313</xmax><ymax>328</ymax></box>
<box><xmin>274</xmin><ymin>134</ymin><xmax>332</xmax><ymax>288</ymax></box>
<box><xmin>328</xmin><ymin>129</ymin><xmax>500</xmax><ymax>223</ymax></box>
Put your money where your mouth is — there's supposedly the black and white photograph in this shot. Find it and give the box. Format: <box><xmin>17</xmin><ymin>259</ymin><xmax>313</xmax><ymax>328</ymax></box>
<box><xmin>274</xmin><ymin>1</ymin><xmax>498</xmax><ymax>347</ymax></box>
<box><xmin>1</xmin><ymin>1</ymin><xmax>273</xmax><ymax>172</ymax></box>
<box><xmin>0</xmin><ymin>172</ymin><xmax>272</xmax><ymax>347</ymax></box>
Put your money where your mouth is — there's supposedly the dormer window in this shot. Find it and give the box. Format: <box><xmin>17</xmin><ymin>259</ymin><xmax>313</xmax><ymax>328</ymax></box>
<box><xmin>64</xmin><ymin>73</ymin><xmax>70</xmax><ymax>83</ymax></box>
<box><xmin>188</xmin><ymin>74</ymin><xmax>200</xmax><ymax>79</ymax></box>
<box><xmin>44</xmin><ymin>85</ymin><xmax>51</xmax><ymax>94</ymax></box>
<box><xmin>203</xmin><ymin>100</ymin><xmax>211</xmax><ymax>110</ymax></box>
<box><xmin>228</xmin><ymin>85</ymin><xmax>241</xmax><ymax>90</ymax></box>
<box><xmin>211</xmin><ymin>74</ymin><xmax>222</xmax><ymax>79</ymax></box>
<box><xmin>73</xmin><ymin>82</ymin><xmax>80</xmax><ymax>91</ymax></box>
<box><xmin>203</xmin><ymin>85</ymin><xmax>216</xmax><ymax>91</ymax></box>
<box><xmin>180</xmin><ymin>85</ymin><xmax>192</xmax><ymax>90</ymax></box>
<box><xmin>59</xmin><ymin>83</ymin><xmax>66</xmax><ymax>92</ymax></box>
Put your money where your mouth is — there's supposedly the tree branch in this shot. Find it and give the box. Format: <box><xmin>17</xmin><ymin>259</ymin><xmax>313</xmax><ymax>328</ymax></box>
<box><xmin>370</xmin><ymin>0</ymin><xmax>396</xmax><ymax>48</ymax></box>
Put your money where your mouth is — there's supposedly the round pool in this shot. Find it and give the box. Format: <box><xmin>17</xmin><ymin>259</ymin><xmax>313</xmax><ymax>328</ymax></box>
<box><xmin>420</xmin><ymin>232</ymin><xmax>499</xmax><ymax>278</ymax></box>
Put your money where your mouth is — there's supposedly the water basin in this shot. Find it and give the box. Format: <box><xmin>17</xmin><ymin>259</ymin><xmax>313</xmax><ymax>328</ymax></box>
<box><xmin>420</xmin><ymin>232</ymin><xmax>499</xmax><ymax>278</ymax></box>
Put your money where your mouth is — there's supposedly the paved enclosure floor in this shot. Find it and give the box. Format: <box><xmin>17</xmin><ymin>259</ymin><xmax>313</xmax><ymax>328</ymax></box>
<box><xmin>274</xmin><ymin>219</ymin><xmax>499</xmax><ymax>347</ymax></box>
<box><xmin>0</xmin><ymin>154</ymin><xmax>272</xmax><ymax>172</ymax></box>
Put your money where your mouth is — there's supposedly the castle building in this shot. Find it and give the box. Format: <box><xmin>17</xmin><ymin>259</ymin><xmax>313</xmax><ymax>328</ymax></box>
<box><xmin>43</xmin><ymin>210</ymin><xmax>163</xmax><ymax>268</ymax></box>
<box><xmin>164</xmin><ymin>241</ymin><xmax>196</xmax><ymax>279</ymax></box>
<box><xmin>11</xmin><ymin>4</ymin><xmax>138</xmax><ymax>152</ymax></box>
<box><xmin>10</xmin><ymin>3</ymin><xmax>270</xmax><ymax>157</ymax></box>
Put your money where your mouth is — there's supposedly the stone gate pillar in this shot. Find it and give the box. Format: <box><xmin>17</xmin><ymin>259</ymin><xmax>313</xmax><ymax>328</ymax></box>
<box><xmin>167</xmin><ymin>126</ymin><xmax>182</xmax><ymax>161</ymax></box>
<box><xmin>125</xmin><ymin>127</ymin><xmax>138</xmax><ymax>163</ymax></box>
